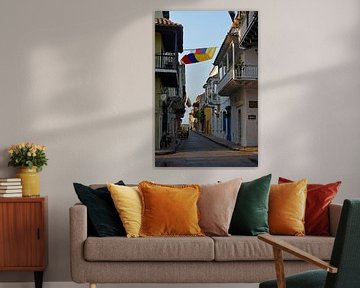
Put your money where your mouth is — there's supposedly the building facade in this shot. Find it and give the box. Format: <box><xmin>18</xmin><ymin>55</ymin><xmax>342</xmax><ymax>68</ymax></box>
<box><xmin>190</xmin><ymin>93</ymin><xmax>206</xmax><ymax>132</ymax></box>
<box><xmin>202</xmin><ymin>69</ymin><xmax>231</xmax><ymax>140</ymax></box>
<box><xmin>213</xmin><ymin>11</ymin><xmax>258</xmax><ymax>147</ymax></box>
<box><xmin>155</xmin><ymin>11</ymin><xmax>185</xmax><ymax>150</ymax></box>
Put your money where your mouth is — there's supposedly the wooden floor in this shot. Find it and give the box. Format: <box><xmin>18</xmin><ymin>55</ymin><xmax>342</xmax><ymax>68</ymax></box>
<box><xmin>0</xmin><ymin>283</ymin><xmax>259</xmax><ymax>288</ymax></box>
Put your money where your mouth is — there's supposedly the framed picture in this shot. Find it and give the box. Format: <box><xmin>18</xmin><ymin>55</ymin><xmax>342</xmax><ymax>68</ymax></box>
<box><xmin>155</xmin><ymin>11</ymin><xmax>258</xmax><ymax>167</ymax></box>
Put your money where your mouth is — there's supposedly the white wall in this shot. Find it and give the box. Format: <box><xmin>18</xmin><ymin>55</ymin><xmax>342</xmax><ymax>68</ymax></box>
<box><xmin>0</xmin><ymin>0</ymin><xmax>360</xmax><ymax>283</ymax></box>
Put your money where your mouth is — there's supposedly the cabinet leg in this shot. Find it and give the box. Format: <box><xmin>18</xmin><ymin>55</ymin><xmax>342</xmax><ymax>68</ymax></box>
<box><xmin>34</xmin><ymin>271</ymin><xmax>43</xmax><ymax>288</ymax></box>
<box><xmin>89</xmin><ymin>283</ymin><xmax>97</xmax><ymax>288</ymax></box>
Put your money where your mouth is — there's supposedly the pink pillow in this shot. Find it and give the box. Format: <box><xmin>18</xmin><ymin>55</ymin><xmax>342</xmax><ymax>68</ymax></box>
<box><xmin>198</xmin><ymin>178</ymin><xmax>242</xmax><ymax>236</ymax></box>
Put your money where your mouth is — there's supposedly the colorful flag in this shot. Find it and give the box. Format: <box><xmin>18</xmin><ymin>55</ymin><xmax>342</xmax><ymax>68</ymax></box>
<box><xmin>180</xmin><ymin>47</ymin><xmax>217</xmax><ymax>64</ymax></box>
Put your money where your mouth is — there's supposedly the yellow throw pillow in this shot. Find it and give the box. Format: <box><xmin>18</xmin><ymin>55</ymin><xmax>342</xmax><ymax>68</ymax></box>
<box><xmin>138</xmin><ymin>181</ymin><xmax>204</xmax><ymax>237</ymax></box>
<box><xmin>107</xmin><ymin>183</ymin><xmax>142</xmax><ymax>238</ymax></box>
<box><xmin>269</xmin><ymin>179</ymin><xmax>307</xmax><ymax>236</ymax></box>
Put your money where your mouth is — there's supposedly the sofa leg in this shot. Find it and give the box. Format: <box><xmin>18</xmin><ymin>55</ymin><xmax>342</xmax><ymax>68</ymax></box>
<box><xmin>89</xmin><ymin>283</ymin><xmax>96</xmax><ymax>288</ymax></box>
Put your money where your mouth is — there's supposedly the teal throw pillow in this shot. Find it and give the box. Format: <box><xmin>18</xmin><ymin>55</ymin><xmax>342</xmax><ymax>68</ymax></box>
<box><xmin>229</xmin><ymin>174</ymin><xmax>272</xmax><ymax>236</ymax></box>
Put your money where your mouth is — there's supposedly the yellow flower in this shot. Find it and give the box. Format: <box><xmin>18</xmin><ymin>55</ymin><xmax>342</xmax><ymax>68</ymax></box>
<box><xmin>8</xmin><ymin>149</ymin><xmax>13</xmax><ymax>155</ymax></box>
<box><xmin>38</xmin><ymin>145</ymin><xmax>46</xmax><ymax>151</ymax></box>
<box><xmin>27</xmin><ymin>152</ymin><xmax>32</xmax><ymax>157</ymax></box>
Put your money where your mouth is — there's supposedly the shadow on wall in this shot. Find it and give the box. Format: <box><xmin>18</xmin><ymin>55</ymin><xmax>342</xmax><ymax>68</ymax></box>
<box><xmin>0</xmin><ymin>0</ymin><xmax>360</xmax><ymax>283</ymax></box>
<box><xmin>0</xmin><ymin>0</ymin><xmax>204</xmax><ymax>282</ymax></box>
<box><xmin>258</xmin><ymin>3</ymin><xmax>360</xmax><ymax>194</ymax></box>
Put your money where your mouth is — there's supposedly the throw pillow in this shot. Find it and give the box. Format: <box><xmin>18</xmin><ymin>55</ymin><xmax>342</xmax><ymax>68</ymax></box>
<box><xmin>198</xmin><ymin>177</ymin><xmax>242</xmax><ymax>236</ymax></box>
<box><xmin>279</xmin><ymin>177</ymin><xmax>341</xmax><ymax>236</ymax></box>
<box><xmin>107</xmin><ymin>183</ymin><xmax>142</xmax><ymax>238</ymax></box>
<box><xmin>138</xmin><ymin>181</ymin><xmax>203</xmax><ymax>237</ymax></box>
<box><xmin>269</xmin><ymin>179</ymin><xmax>307</xmax><ymax>236</ymax></box>
<box><xmin>73</xmin><ymin>181</ymin><xmax>126</xmax><ymax>237</ymax></box>
<box><xmin>229</xmin><ymin>174</ymin><xmax>272</xmax><ymax>236</ymax></box>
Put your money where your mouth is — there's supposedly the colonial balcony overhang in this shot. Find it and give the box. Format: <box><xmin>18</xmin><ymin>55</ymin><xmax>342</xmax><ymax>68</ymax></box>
<box><xmin>208</xmin><ymin>98</ymin><xmax>221</xmax><ymax>106</ymax></box>
<box><xmin>206</xmin><ymin>92</ymin><xmax>221</xmax><ymax>105</ymax></box>
<box><xmin>239</xmin><ymin>12</ymin><xmax>258</xmax><ymax>49</ymax></box>
<box><xmin>155</xmin><ymin>53</ymin><xmax>178</xmax><ymax>87</ymax></box>
<box><xmin>155</xmin><ymin>18</ymin><xmax>183</xmax><ymax>53</ymax></box>
<box><xmin>217</xmin><ymin>64</ymin><xmax>258</xmax><ymax>96</ymax></box>
<box><xmin>171</xmin><ymin>98</ymin><xmax>186</xmax><ymax>119</ymax></box>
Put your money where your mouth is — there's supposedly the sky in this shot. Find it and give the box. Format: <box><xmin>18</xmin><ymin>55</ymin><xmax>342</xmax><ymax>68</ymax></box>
<box><xmin>169</xmin><ymin>11</ymin><xmax>232</xmax><ymax>123</ymax></box>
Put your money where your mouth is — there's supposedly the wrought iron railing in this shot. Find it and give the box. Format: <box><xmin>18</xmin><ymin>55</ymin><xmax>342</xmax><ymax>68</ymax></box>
<box><xmin>217</xmin><ymin>64</ymin><xmax>258</xmax><ymax>94</ymax></box>
<box><xmin>217</xmin><ymin>68</ymin><xmax>233</xmax><ymax>94</ymax></box>
<box><xmin>239</xmin><ymin>11</ymin><xmax>258</xmax><ymax>41</ymax></box>
<box><xmin>155</xmin><ymin>53</ymin><xmax>177</xmax><ymax>70</ymax></box>
<box><xmin>234</xmin><ymin>64</ymin><xmax>258</xmax><ymax>79</ymax></box>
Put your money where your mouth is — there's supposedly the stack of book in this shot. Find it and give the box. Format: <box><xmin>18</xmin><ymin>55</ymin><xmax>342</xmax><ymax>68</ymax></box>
<box><xmin>0</xmin><ymin>178</ymin><xmax>22</xmax><ymax>197</ymax></box>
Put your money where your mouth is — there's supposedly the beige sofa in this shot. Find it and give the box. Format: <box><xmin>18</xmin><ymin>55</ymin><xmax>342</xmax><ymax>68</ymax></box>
<box><xmin>70</xmin><ymin>203</ymin><xmax>342</xmax><ymax>288</ymax></box>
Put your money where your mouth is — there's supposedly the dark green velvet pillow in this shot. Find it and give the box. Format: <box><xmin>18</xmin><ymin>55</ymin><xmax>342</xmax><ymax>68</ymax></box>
<box><xmin>73</xmin><ymin>181</ymin><xmax>126</xmax><ymax>237</ymax></box>
<box><xmin>229</xmin><ymin>174</ymin><xmax>272</xmax><ymax>236</ymax></box>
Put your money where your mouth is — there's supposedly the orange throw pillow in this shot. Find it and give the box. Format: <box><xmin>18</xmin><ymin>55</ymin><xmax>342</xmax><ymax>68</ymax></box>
<box><xmin>269</xmin><ymin>179</ymin><xmax>307</xmax><ymax>236</ymax></box>
<box><xmin>279</xmin><ymin>177</ymin><xmax>341</xmax><ymax>235</ymax></box>
<box><xmin>138</xmin><ymin>181</ymin><xmax>204</xmax><ymax>237</ymax></box>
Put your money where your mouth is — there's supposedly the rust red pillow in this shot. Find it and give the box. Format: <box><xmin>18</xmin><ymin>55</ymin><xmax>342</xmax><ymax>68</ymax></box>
<box><xmin>278</xmin><ymin>177</ymin><xmax>341</xmax><ymax>236</ymax></box>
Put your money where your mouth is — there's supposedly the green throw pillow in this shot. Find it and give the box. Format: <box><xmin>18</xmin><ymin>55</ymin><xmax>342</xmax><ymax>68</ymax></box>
<box><xmin>73</xmin><ymin>181</ymin><xmax>127</xmax><ymax>237</ymax></box>
<box><xmin>229</xmin><ymin>174</ymin><xmax>272</xmax><ymax>236</ymax></box>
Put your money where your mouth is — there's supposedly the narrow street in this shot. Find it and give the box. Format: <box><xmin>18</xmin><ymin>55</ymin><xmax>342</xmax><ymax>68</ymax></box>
<box><xmin>155</xmin><ymin>131</ymin><xmax>258</xmax><ymax>167</ymax></box>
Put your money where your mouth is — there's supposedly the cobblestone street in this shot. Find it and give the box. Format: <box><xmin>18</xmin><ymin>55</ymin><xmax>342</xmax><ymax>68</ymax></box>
<box><xmin>155</xmin><ymin>131</ymin><xmax>258</xmax><ymax>167</ymax></box>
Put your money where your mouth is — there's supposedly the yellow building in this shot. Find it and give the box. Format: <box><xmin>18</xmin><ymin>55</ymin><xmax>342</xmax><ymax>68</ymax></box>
<box><xmin>204</xmin><ymin>106</ymin><xmax>212</xmax><ymax>134</ymax></box>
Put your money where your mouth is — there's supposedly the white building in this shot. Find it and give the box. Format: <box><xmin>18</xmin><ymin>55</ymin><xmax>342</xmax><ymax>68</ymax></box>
<box><xmin>213</xmin><ymin>11</ymin><xmax>258</xmax><ymax>147</ymax></box>
<box><xmin>203</xmin><ymin>67</ymin><xmax>230</xmax><ymax>140</ymax></box>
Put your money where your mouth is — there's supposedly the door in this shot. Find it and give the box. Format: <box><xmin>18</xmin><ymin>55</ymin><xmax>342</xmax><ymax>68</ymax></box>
<box><xmin>238</xmin><ymin>109</ymin><xmax>242</xmax><ymax>144</ymax></box>
<box><xmin>225</xmin><ymin>106</ymin><xmax>231</xmax><ymax>141</ymax></box>
<box><xmin>0</xmin><ymin>202</ymin><xmax>44</xmax><ymax>268</ymax></box>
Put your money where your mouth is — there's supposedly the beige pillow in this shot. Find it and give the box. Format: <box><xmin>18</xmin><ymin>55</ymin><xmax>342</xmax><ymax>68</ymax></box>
<box><xmin>198</xmin><ymin>178</ymin><xmax>242</xmax><ymax>236</ymax></box>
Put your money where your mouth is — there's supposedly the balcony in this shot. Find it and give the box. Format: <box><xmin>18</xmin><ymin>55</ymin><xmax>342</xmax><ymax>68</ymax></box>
<box><xmin>207</xmin><ymin>93</ymin><xmax>221</xmax><ymax>105</ymax></box>
<box><xmin>155</xmin><ymin>53</ymin><xmax>178</xmax><ymax>87</ymax></box>
<box><xmin>218</xmin><ymin>64</ymin><xmax>258</xmax><ymax>96</ymax></box>
<box><xmin>239</xmin><ymin>12</ymin><xmax>258</xmax><ymax>48</ymax></box>
<box><xmin>235</xmin><ymin>64</ymin><xmax>258</xmax><ymax>79</ymax></box>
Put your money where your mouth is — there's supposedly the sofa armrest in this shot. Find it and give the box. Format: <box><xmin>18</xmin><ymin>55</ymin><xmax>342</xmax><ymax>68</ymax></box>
<box><xmin>329</xmin><ymin>203</ymin><xmax>342</xmax><ymax>237</ymax></box>
<box><xmin>69</xmin><ymin>203</ymin><xmax>88</xmax><ymax>283</ymax></box>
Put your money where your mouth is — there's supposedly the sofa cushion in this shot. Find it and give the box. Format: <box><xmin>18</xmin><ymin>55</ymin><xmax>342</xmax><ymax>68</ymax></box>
<box><xmin>73</xmin><ymin>181</ymin><xmax>126</xmax><ymax>237</ymax></box>
<box><xmin>84</xmin><ymin>236</ymin><xmax>214</xmax><ymax>261</ymax></box>
<box><xmin>279</xmin><ymin>177</ymin><xmax>341</xmax><ymax>236</ymax></box>
<box><xmin>212</xmin><ymin>236</ymin><xmax>334</xmax><ymax>261</ymax></box>
<box><xmin>139</xmin><ymin>181</ymin><xmax>203</xmax><ymax>237</ymax></box>
<box><xmin>269</xmin><ymin>179</ymin><xmax>307</xmax><ymax>236</ymax></box>
<box><xmin>229</xmin><ymin>174</ymin><xmax>271</xmax><ymax>236</ymax></box>
<box><xmin>198</xmin><ymin>177</ymin><xmax>242</xmax><ymax>236</ymax></box>
<box><xmin>107</xmin><ymin>184</ymin><xmax>142</xmax><ymax>238</ymax></box>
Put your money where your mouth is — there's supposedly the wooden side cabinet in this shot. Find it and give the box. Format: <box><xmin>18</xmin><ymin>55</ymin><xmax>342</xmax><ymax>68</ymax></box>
<box><xmin>0</xmin><ymin>197</ymin><xmax>47</xmax><ymax>288</ymax></box>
